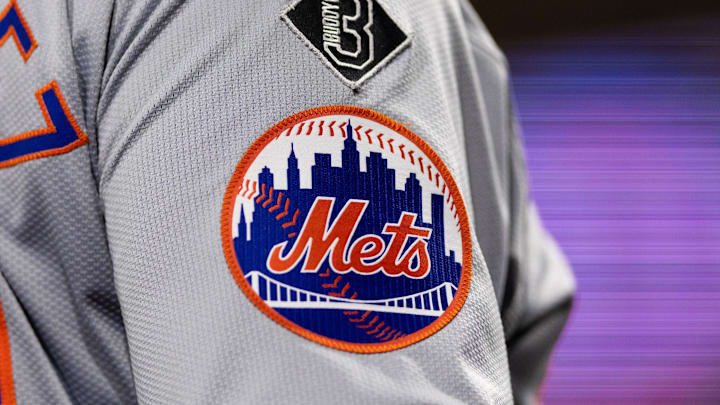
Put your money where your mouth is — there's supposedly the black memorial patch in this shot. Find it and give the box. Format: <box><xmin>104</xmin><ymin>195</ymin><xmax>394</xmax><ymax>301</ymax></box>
<box><xmin>283</xmin><ymin>0</ymin><xmax>410</xmax><ymax>88</ymax></box>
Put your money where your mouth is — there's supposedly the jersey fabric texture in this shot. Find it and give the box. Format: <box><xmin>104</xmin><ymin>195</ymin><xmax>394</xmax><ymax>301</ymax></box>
<box><xmin>0</xmin><ymin>0</ymin><xmax>575</xmax><ymax>404</ymax></box>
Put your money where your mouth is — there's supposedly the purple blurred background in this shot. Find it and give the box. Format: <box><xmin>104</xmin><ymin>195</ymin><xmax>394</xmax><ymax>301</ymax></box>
<box><xmin>503</xmin><ymin>15</ymin><xmax>720</xmax><ymax>404</ymax></box>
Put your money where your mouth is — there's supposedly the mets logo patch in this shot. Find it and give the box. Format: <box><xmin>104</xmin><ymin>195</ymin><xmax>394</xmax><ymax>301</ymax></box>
<box><xmin>221</xmin><ymin>106</ymin><xmax>471</xmax><ymax>353</ymax></box>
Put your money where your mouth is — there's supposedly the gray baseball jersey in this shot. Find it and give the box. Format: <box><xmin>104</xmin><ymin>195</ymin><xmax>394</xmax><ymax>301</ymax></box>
<box><xmin>0</xmin><ymin>0</ymin><xmax>574</xmax><ymax>404</ymax></box>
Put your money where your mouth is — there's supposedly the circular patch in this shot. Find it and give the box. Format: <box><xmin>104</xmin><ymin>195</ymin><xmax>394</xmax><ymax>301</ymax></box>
<box><xmin>221</xmin><ymin>106</ymin><xmax>472</xmax><ymax>353</ymax></box>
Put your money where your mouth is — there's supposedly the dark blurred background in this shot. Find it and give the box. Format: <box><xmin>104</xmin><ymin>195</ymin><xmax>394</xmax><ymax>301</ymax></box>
<box><xmin>469</xmin><ymin>1</ymin><xmax>720</xmax><ymax>403</ymax></box>
<box><xmin>471</xmin><ymin>0</ymin><xmax>720</xmax><ymax>42</ymax></box>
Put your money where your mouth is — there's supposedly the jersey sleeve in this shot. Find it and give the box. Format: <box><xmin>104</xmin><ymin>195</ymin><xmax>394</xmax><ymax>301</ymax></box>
<box><xmin>457</xmin><ymin>2</ymin><xmax>576</xmax><ymax>402</ymax></box>
<box><xmin>503</xmin><ymin>116</ymin><xmax>576</xmax><ymax>404</ymax></box>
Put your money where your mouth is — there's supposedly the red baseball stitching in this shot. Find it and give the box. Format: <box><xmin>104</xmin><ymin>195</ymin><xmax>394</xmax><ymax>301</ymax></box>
<box><xmin>262</xmin><ymin>187</ymin><xmax>274</xmax><ymax>208</ymax></box>
<box><xmin>349</xmin><ymin>311</ymin><xmax>370</xmax><ymax>323</ymax></box>
<box><xmin>367</xmin><ymin>321</ymin><xmax>384</xmax><ymax>334</ymax></box>
<box><xmin>357</xmin><ymin>316</ymin><xmax>378</xmax><ymax>329</ymax></box>
<box><xmin>376</xmin><ymin>326</ymin><xmax>391</xmax><ymax>339</ymax></box>
<box><xmin>255</xmin><ymin>184</ymin><xmax>266</xmax><ymax>203</ymax></box>
<box><xmin>273</xmin><ymin>118</ymin><xmax>458</xmax><ymax>228</ymax></box>
<box><xmin>339</xmin><ymin>122</ymin><xmax>347</xmax><ymax>138</ymax></box>
<box><xmin>275</xmin><ymin>199</ymin><xmax>290</xmax><ymax>219</ymax></box>
<box><xmin>328</xmin><ymin>283</ymin><xmax>350</xmax><ymax>297</ymax></box>
<box><xmin>281</xmin><ymin>210</ymin><xmax>299</xmax><ymax>229</ymax></box>
<box><xmin>246</xmin><ymin>183</ymin><xmax>299</xmax><ymax>238</ymax></box>
<box><xmin>317</xmin><ymin>272</ymin><xmax>403</xmax><ymax>340</ymax></box>
<box><xmin>365</xmin><ymin>129</ymin><xmax>373</xmax><ymax>144</ymax></box>
<box><xmin>268</xmin><ymin>193</ymin><xmax>283</xmax><ymax>212</ymax></box>
<box><xmin>322</xmin><ymin>276</ymin><xmax>341</xmax><ymax>289</ymax></box>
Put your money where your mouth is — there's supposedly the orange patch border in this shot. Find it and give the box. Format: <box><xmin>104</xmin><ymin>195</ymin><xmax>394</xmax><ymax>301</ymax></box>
<box><xmin>0</xmin><ymin>299</ymin><xmax>16</xmax><ymax>404</ymax></box>
<box><xmin>0</xmin><ymin>0</ymin><xmax>38</xmax><ymax>62</ymax></box>
<box><xmin>0</xmin><ymin>80</ymin><xmax>89</xmax><ymax>170</ymax></box>
<box><xmin>220</xmin><ymin>106</ymin><xmax>473</xmax><ymax>354</ymax></box>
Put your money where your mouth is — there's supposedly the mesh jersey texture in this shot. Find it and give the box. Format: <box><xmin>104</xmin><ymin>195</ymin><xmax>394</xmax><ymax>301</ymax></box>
<box><xmin>0</xmin><ymin>0</ymin><xmax>574</xmax><ymax>404</ymax></box>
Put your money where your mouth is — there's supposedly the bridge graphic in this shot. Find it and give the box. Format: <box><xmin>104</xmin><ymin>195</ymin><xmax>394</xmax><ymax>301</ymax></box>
<box><xmin>246</xmin><ymin>271</ymin><xmax>457</xmax><ymax>317</ymax></box>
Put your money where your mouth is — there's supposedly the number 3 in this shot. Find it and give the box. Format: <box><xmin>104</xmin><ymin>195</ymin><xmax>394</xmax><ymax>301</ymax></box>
<box><xmin>324</xmin><ymin>0</ymin><xmax>375</xmax><ymax>70</ymax></box>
